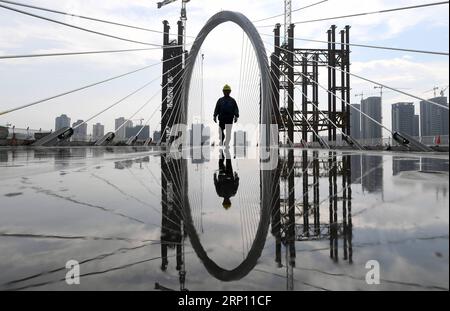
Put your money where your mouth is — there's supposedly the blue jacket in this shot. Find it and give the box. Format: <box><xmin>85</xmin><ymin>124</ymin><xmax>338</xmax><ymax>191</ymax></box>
<box><xmin>214</xmin><ymin>96</ymin><xmax>239</xmax><ymax>123</ymax></box>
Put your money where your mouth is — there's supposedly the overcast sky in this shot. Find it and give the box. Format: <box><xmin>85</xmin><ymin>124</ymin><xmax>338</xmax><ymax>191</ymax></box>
<box><xmin>0</xmin><ymin>0</ymin><xmax>448</xmax><ymax>140</ymax></box>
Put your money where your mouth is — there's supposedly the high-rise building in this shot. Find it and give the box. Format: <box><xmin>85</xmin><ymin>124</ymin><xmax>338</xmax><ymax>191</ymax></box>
<box><xmin>234</xmin><ymin>130</ymin><xmax>247</xmax><ymax>147</ymax></box>
<box><xmin>115</xmin><ymin>117</ymin><xmax>133</xmax><ymax>140</ymax></box>
<box><xmin>392</xmin><ymin>156</ymin><xmax>419</xmax><ymax>176</ymax></box>
<box><xmin>92</xmin><ymin>123</ymin><xmax>105</xmax><ymax>140</ymax></box>
<box><xmin>190</xmin><ymin>124</ymin><xmax>202</xmax><ymax>147</ymax></box>
<box><xmin>350</xmin><ymin>104</ymin><xmax>361</xmax><ymax>139</ymax></box>
<box><xmin>392</xmin><ymin>102</ymin><xmax>415</xmax><ymax>136</ymax></box>
<box><xmin>55</xmin><ymin>114</ymin><xmax>71</xmax><ymax>131</ymax></box>
<box><xmin>362</xmin><ymin>155</ymin><xmax>383</xmax><ymax>193</ymax></box>
<box><xmin>420</xmin><ymin>157</ymin><xmax>449</xmax><ymax>173</ymax></box>
<box><xmin>361</xmin><ymin>97</ymin><xmax>382</xmax><ymax>140</ymax></box>
<box><xmin>350</xmin><ymin>154</ymin><xmax>362</xmax><ymax>185</ymax></box>
<box><xmin>413</xmin><ymin>115</ymin><xmax>420</xmax><ymax>137</ymax></box>
<box><xmin>125</xmin><ymin>125</ymin><xmax>150</xmax><ymax>140</ymax></box>
<box><xmin>189</xmin><ymin>124</ymin><xmax>210</xmax><ymax>146</ymax></box>
<box><xmin>153</xmin><ymin>131</ymin><xmax>161</xmax><ymax>143</ymax></box>
<box><xmin>72</xmin><ymin>120</ymin><xmax>87</xmax><ymax>141</ymax></box>
<box><xmin>420</xmin><ymin>96</ymin><xmax>449</xmax><ymax>137</ymax></box>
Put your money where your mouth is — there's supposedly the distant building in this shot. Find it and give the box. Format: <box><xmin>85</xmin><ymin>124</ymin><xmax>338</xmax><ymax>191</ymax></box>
<box><xmin>361</xmin><ymin>97</ymin><xmax>382</xmax><ymax>140</ymax></box>
<box><xmin>234</xmin><ymin>130</ymin><xmax>247</xmax><ymax>147</ymax></box>
<box><xmin>189</xmin><ymin>124</ymin><xmax>210</xmax><ymax>146</ymax></box>
<box><xmin>420</xmin><ymin>157</ymin><xmax>449</xmax><ymax>173</ymax></box>
<box><xmin>350</xmin><ymin>154</ymin><xmax>362</xmax><ymax>184</ymax></box>
<box><xmin>350</xmin><ymin>104</ymin><xmax>361</xmax><ymax>139</ymax></box>
<box><xmin>362</xmin><ymin>155</ymin><xmax>383</xmax><ymax>193</ymax></box>
<box><xmin>55</xmin><ymin>114</ymin><xmax>71</xmax><ymax>131</ymax></box>
<box><xmin>92</xmin><ymin>123</ymin><xmax>105</xmax><ymax>140</ymax></box>
<box><xmin>153</xmin><ymin>131</ymin><xmax>161</xmax><ymax>143</ymax></box>
<box><xmin>420</xmin><ymin>96</ymin><xmax>449</xmax><ymax>137</ymax></box>
<box><xmin>203</xmin><ymin>126</ymin><xmax>211</xmax><ymax>145</ymax></box>
<box><xmin>392</xmin><ymin>102</ymin><xmax>415</xmax><ymax>136</ymax></box>
<box><xmin>125</xmin><ymin>125</ymin><xmax>150</xmax><ymax>140</ymax></box>
<box><xmin>115</xmin><ymin>117</ymin><xmax>133</xmax><ymax>140</ymax></box>
<box><xmin>72</xmin><ymin>120</ymin><xmax>87</xmax><ymax>141</ymax></box>
<box><xmin>413</xmin><ymin>115</ymin><xmax>420</xmax><ymax>137</ymax></box>
<box><xmin>392</xmin><ymin>156</ymin><xmax>419</xmax><ymax>176</ymax></box>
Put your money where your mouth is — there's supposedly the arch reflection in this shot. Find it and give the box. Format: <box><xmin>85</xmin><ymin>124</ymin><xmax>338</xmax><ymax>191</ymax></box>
<box><xmin>156</xmin><ymin>148</ymin><xmax>356</xmax><ymax>290</ymax></box>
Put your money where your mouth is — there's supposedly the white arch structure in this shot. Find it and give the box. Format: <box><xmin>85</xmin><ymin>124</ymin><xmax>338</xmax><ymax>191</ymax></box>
<box><xmin>179</xmin><ymin>11</ymin><xmax>276</xmax><ymax>281</ymax></box>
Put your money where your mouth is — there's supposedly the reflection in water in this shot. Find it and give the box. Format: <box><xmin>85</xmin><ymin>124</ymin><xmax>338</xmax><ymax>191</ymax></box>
<box><xmin>0</xmin><ymin>150</ymin><xmax>7</xmax><ymax>163</ymax></box>
<box><xmin>362</xmin><ymin>155</ymin><xmax>384</xmax><ymax>193</ymax></box>
<box><xmin>214</xmin><ymin>149</ymin><xmax>240</xmax><ymax>210</ymax></box>
<box><xmin>157</xmin><ymin>148</ymin><xmax>357</xmax><ymax>290</ymax></box>
<box><xmin>0</xmin><ymin>147</ymin><xmax>448</xmax><ymax>291</ymax></box>
<box><xmin>421</xmin><ymin>157</ymin><xmax>449</xmax><ymax>173</ymax></box>
<box><xmin>159</xmin><ymin>153</ymin><xmax>187</xmax><ymax>291</ymax></box>
<box><xmin>393</xmin><ymin>157</ymin><xmax>420</xmax><ymax>176</ymax></box>
<box><xmin>350</xmin><ymin>155</ymin><xmax>361</xmax><ymax>184</ymax></box>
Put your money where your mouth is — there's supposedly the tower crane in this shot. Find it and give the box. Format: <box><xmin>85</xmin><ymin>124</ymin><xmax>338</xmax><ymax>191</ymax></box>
<box><xmin>355</xmin><ymin>92</ymin><xmax>364</xmax><ymax>103</ymax></box>
<box><xmin>157</xmin><ymin>0</ymin><xmax>190</xmax><ymax>56</ymax></box>
<box><xmin>425</xmin><ymin>86</ymin><xmax>440</xmax><ymax>97</ymax></box>
<box><xmin>131</xmin><ymin>118</ymin><xmax>144</xmax><ymax>126</ymax></box>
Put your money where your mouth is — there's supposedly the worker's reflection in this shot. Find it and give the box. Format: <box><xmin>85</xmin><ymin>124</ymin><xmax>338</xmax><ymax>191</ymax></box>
<box><xmin>214</xmin><ymin>148</ymin><xmax>239</xmax><ymax>210</ymax></box>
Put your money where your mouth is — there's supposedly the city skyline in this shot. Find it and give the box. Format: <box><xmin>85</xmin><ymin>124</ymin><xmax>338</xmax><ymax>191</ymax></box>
<box><xmin>0</xmin><ymin>0</ymin><xmax>448</xmax><ymax>136</ymax></box>
<box><xmin>0</xmin><ymin>1</ymin><xmax>448</xmax><ymax>294</ymax></box>
<box><xmin>26</xmin><ymin>93</ymin><xmax>450</xmax><ymax>142</ymax></box>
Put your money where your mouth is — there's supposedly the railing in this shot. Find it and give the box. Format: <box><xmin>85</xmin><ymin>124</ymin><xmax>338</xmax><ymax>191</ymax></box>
<box><xmin>308</xmin><ymin>135</ymin><xmax>449</xmax><ymax>148</ymax></box>
<box><xmin>71</xmin><ymin>134</ymin><xmax>96</xmax><ymax>143</ymax></box>
<box><xmin>3</xmin><ymin>127</ymin><xmax>50</xmax><ymax>140</ymax></box>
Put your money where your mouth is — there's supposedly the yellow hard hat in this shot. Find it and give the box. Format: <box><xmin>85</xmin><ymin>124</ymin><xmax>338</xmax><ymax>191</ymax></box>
<box><xmin>223</xmin><ymin>84</ymin><xmax>231</xmax><ymax>92</ymax></box>
<box><xmin>223</xmin><ymin>202</ymin><xmax>232</xmax><ymax>209</ymax></box>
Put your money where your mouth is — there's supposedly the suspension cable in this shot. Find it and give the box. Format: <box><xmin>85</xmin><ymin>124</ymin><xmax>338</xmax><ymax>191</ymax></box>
<box><xmin>257</xmin><ymin>1</ymin><xmax>449</xmax><ymax>27</ymax></box>
<box><xmin>0</xmin><ymin>53</ymin><xmax>184</xmax><ymax>116</ymax></box>
<box><xmin>264</xmin><ymin>56</ymin><xmax>322</xmax><ymax>146</ymax></box>
<box><xmin>259</xmin><ymin>33</ymin><xmax>449</xmax><ymax>56</ymax></box>
<box><xmin>262</xmin><ymin>50</ymin><xmax>332</xmax><ymax>147</ymax></box>
<box><xmin>269</xmin><ymin>41</ymin><xmax>394</xmax><ymax>137</ymax></box>
<box><xmin>265</xmin><ymin>45</ymin><xmax>363</xmax><ymax>147</ymax></box>
<box><xmin>269</xmin><ymin>41</ymin><xmax>450</xmax><ymax>111</ymax></box>
<box><xmin>0</xmin><ymin>47</ymin><xmax>162</xmax><ymax>60</ymax></box>
<box><xmin>0</xmin><ymin>3</ymin><xmax>182</xmax><ymax>47</ymax></box>
<box><xmin>73</xmin><ymin>66</ymin><xmax>178</xmax><ymax>130</ymax></box>
<box><xmin>120</xmin><ymin>65</ymin><xmax>188</xmax><ymax>139</ymax></box>
<box><xmin>115</xmin><ymin>63</ymin><xmax>185</xmax><ymax>136</ymax></box>
<box><xmin>253</xmin><ymin>0</ymin><xmax>329</xmax><ymax>23</ymax></box>
<box><xmin>125</xmin><ymin>71</ymin><xmax>184</xmax><ymax>138</ymax></box>
<box><xmin>0</xmin><ymin>0</ymin><xmax>196</xmax><ymax>38</ymax></box>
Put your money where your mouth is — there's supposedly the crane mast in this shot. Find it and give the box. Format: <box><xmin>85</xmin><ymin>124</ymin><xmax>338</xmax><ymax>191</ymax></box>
<box><xmin>157</xmin><ymin>0</ymin><xmax>190</xmax><ymax>61</ymax></box>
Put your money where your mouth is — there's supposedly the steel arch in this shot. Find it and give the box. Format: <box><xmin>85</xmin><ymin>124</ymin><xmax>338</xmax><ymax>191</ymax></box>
<box><xmin>183</xmin><ymin>10</ymin><xmax>271</xmax><ymax>130</ymax></box>
<box><xmin>178</xmin><ymin>11</ymin><xmax>275</xmax><ymax>282</ymax></box>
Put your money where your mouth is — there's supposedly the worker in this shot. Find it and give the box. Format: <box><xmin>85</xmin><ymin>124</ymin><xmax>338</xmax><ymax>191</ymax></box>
<box><xmin>214</xmin><ymin>149</ymin><xmax>239</xmax><ymax>210</ymax></box>
<box><xmin>213</xmin><ymin>84</ymin><xmax>239</xmax><ymax>146</ymax></box>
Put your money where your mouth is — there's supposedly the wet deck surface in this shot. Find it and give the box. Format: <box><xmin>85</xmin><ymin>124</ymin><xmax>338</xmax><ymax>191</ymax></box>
<box><xmin>0</xmin><ymin>147</ymin><xmax>448</xmax><ymax>291</ymax></box>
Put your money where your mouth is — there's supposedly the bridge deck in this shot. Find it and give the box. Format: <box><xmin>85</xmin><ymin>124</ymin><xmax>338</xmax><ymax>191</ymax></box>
<box><xmin>0</xmin><ymin>146</ymin><xmax>448</xmax><ymax>291</ymax></box>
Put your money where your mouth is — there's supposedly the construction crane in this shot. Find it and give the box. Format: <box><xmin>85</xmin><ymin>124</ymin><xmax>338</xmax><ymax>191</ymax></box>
<box><xmin>355</xmin><ymin>92</ymin><xmax>364</xmax><ymax>103</ymax></box>
<box><xmin>425</xmin><ymin>86</ymin><xmax>440</xmax><ymax>97</ymax></box>
<box><xmin>374</xmin><ymin>86</ymin><xmax>384</xmax><ymax>99</ymax></box>
<box><xmin>131</xmin><ymin>118</ymin><xmax>145</xmax><ymax>126</ymax></box>
<box><xmin>374</xmin><ymin>86</ymin><xmax>410</xmax><ymax>101</ymax></box>
<box><xmin>157</xmin><ymin>0</ymin><xmax>190</xmax><ymax>56</ymax></box>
